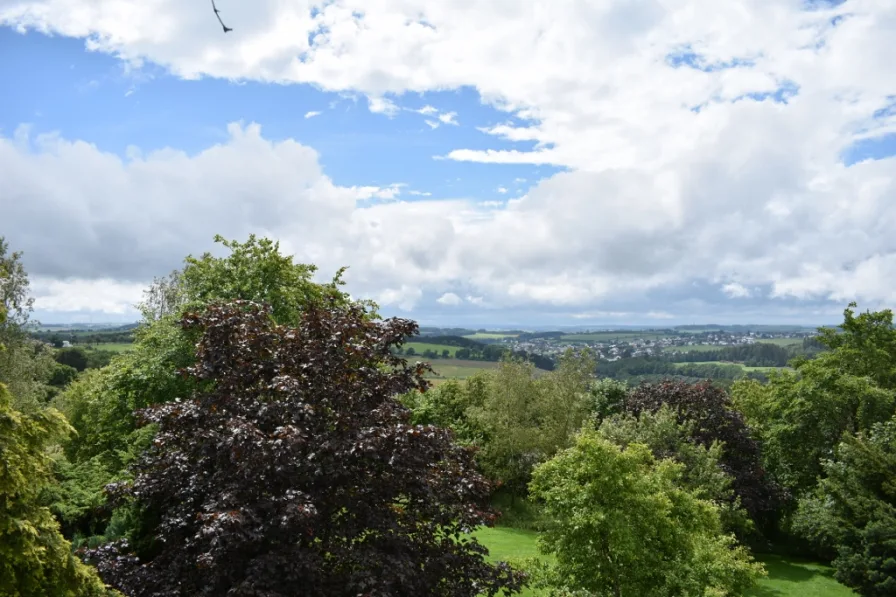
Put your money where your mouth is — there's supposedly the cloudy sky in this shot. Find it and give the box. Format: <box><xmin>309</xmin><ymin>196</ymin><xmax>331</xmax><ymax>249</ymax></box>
<box><xmin>1</xmin><ymin>0</ymin><xmax>894</xmax><ymax>327</ymax></box>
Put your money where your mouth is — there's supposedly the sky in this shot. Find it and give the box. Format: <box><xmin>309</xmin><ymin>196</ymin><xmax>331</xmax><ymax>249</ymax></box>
<box><xmin>1</xmin><ymin>0</ymin><xmax>895</xmax><ymax>328</ymax></box>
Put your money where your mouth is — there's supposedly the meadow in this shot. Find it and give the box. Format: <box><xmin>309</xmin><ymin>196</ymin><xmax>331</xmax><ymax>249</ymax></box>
<box><xmin>403</xmin><ymin>342</ymin><xmax>461</xmax><ymax>356</ymax></box>
<box><xmin>424</xmin><ymin>359</ymin><xmax>502</xmax><ymax>379</ymax></box>
<box><xmin>475</xmin><ymin>527</ymin><xmax>856</xmax><ymax>597</ymax></box>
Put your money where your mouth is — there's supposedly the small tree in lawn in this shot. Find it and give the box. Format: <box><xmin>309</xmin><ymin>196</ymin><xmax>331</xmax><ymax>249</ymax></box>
<box><xmin>527</xmin><ymin>431</ymin><xmax>765</xmax><ymax>597</ymax></box>
<box><xmin>84</xmin><ymin>300</ymin><xmax>524</xmax><ymax>597</ymax></box>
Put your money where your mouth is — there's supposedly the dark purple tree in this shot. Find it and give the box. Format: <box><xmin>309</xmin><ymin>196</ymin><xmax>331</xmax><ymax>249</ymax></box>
<box><xmin>84</xmin><ymin>300</ymin><xmax>524</xmax><ymax>596</ymax></box>
<box><xmin>625</xmin><ymin>380</ymin><xmax>783</xmax><ymax>531</ymax></box>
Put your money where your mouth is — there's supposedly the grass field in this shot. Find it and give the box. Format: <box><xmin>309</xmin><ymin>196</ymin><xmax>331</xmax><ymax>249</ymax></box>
<box><xmin>425</xmin><ymin>359</ymin><xmax>502</xmax><ymax>379</ymax></box>
<box><xmin>663</xmin><ymin>344</ymin><xmax>726</xmax><ymax>353</ymax></box>
<box><xmin>79</xmin><ymin>342</ymin><xmax>134</xmax><ymax>352</ymax></box>
<box><xmin>475</xmin><ymin>526</ymin><xmax>855</xmax><ymax>596</ymax></box>
<box><xmin>403</xmin><ymin>342</ymin><xmax>461</xmax><ymax>356</ymax></box>
<box><xmin>758</xmin><ymin>337</ymin><xmax>806</xmax><ymax>347</ymax></box>
<box><xmin>464</xmin><ymin>332</ymin><xmax>520</xmax><ymax>340</ymax></box>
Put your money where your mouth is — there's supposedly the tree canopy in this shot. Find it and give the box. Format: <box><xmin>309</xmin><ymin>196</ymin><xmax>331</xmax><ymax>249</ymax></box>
<box><xmin>527</xmin><ymin>431</ymin><xmax>765</xmax><ymax>596</ymax></box>
<box><xmin>84</xmin><ymin>301</ymin><xmax>524</xmax><ymax>597</ymax></box>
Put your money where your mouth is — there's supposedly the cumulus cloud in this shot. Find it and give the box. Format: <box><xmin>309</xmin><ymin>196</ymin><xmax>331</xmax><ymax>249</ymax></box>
<box><xmin>436</xmin><ymin>292</ymin><xmax>462</xmax><ymax>306</ymax></box>
<box><xmin>438</xmin><ymin>111</ymin><xmax>458</xmax><ymax>125</ymax></box>
<box><xmin>1</xmin><ymin>0</ymin><xmax>895</xmax><ymax>322</ymax></box>
<box><xmin>303</xmin><ymin>110</ymin><xmax>321</xmax><ymax>119</ymax></box>
<box><xmin>367</xmin><ymin>95</ymin><xmax>399</xmax><ymax>116</ymax></box>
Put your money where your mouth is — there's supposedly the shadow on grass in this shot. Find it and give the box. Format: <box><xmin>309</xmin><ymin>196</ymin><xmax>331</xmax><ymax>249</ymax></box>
<box><xmin>748</xmin><ymin>554</ymin><xmax>844</xmax><ymax>597</ymax></box>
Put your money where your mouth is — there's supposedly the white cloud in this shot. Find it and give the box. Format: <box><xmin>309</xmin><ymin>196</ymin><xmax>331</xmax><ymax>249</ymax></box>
<box><xmin>352</xmin><ymin>183</ymin><xmax>406</xmax><ymax>200</ymax></box>
<box><xmin>436</xmin><ymin>292</ymin><xmax>462</xmax><ymax>306</ymax></box>
<box><xmin>416</xmin><ymin>105</ymin><xmax>438</xmax><ymax>115</ymax></box>
<box><xmin>438</xmin><ymin>111</ymin><xmax>458</xmax><ymax>125</ymax></box>
<box><xmin>2</xmin><ymin>1</ymin><xmax>896</xmax><ymax>321</ymax></box>
<box><xmin>304</xmin><ymin>110</ymin><xmax>322</xmax><ymax>119</ymax></box>
<box><xmin>367</xmin><ymin>95</ymin><xmax>399</xmax><ymax>116</ymax></box>
<box><xmin>424</xmin><ymin>119</ymin><xmax>439</xmax><ymax>129</ymax></box>
<box><xmin>408</xmin><ymin>190</ymin><xmax>432</xmax><ymax>196</ymax></box>
<box><xmin>496</xmin><ymin>186</ymin><xmax>508</xmax><ymax>194</ymax></box>
<box><xmin>722</xmin><ymin>282</ymin><xmax>752</xmax><ymax>298</ymax></box>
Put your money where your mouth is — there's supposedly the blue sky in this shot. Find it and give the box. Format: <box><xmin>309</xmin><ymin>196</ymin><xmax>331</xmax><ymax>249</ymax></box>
<box><xmin>1</xmin><ymin>1</ymin><xmax>894</xmax><ymax>327</ymax></box>
<box><xmin>0</xmin><ymin>29</ymin><xmax>558</xmax><ymax>201</ymax></box>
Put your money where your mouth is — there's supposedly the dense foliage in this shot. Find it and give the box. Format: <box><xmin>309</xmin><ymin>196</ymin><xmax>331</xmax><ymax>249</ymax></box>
<box><xmin>596</xmin><ymin>356</ymin><xmax>769</xmax><ymax>386</ymax></box>
<box><xmin>793</xmin><ymin>417</ymin><xmax>896</xmax><ymax>595</ymax></box>
<box><xmin>51</xmin><ymin>235</ymin><xmax>361</xmax><ymax>544</ymax></box>
<box><xmin>624</xmin><ymin>380</ymin><xmax>781</xmax><ymax>530</ymax></box>
<box><xmin>527</xmin><ymin>431</ymin><xmax>765</xmax><ymax>596</ymax></box>
<box><xmin>84</xmin><ymin>301</ymin><xmax>524</xmax><ymax>597</ymax></box>
<box><xmin>596</xmin><ymin>406</ymin><xmax>753</xmax><ymax>535</ymax></box>
<box><xmin>0</xmin><ymin>383</ymin><xmax>113</xmax><ymax>596</ymax></box>
<box><xmin>669</xmin><ymin>342</ymin><xmax>804</xmax><ymax>367</ymax></box>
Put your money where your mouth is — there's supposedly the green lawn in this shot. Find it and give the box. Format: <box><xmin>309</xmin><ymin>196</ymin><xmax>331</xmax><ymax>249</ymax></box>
<box><xmin>475</xmin><ymin>526</ymin><xmax>855</xmax><ymax>596</ymax></box>
<box><xmin>403</xmin><ymin>342</ymin><xmax>461</xmax><ymax>356</ymax></box>
<box><xmin>79</xmin><ymin>342</ymin><xmax>134</xmax><ymax>352</ymax></box>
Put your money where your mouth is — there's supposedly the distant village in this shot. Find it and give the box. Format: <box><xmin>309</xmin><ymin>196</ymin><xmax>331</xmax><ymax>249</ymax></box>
<box><xmin>498</xmin><ymin>330</ymin><xmax>816</xmax><ymax>361</ymax></box>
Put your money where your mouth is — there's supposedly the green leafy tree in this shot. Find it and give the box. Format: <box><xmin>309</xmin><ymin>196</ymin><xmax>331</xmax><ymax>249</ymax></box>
<box><xmin>0</xmin><ymin>239</ymin><xmax>57</xmax><ymax>412</ymax></box>
<box><xmin>56</xmin><ymin>348</ymin><xmax>90</xmax><ymax>372</ymax></box>
<box><xmin>588</xmin><ymin>377</ymin><xmax>629</xmax><ymax>422</ymax></box>
<box><xmin>527</xmin><ymin>431</ymin><xmax>765</xmax><ymax>596</ymax></box>
<box><xmin>814</xmin><ymin>302</ymin><xmax>896</xmax><ymax>390</ymax></box>
<box><xmin>732</xmin><ymin>304</ymin><xmax>896</xmax><ymax>500</ymax></box>
<box><xmin>0</xmin><ymin>236</ymin><xmax>34</xmax><ymax>339</ymax></box>
<box><xmin>0</xmin><ymin>383</ymin><xmax>114</xmax><ymax>596</ymax></box>
<box><xmin>792</xmin><ymin>416</ymin><xmax>896</xmax><ymax>596</ymax></box>
<box><xmin>734</xmin><ymin>366</ymin><xmax>894</xmax><ymax>499</ymax></box>
<box><xmin>596</xmin><ymin>406</ymin><xmax>753</xmax><ymax>536</ymax></box>
<box><xmin>53</xmin><ymin>236</ymin><xmax>366</xmax><ymax>543</ymax></box>
<box><xmin>625</xmin><ymin>381</ymin><xmax>781</xmax><ymax>530</ymax></box>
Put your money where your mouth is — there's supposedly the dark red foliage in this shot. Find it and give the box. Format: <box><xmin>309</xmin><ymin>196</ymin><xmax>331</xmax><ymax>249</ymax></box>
<box><xmin>625</xmin><ymin>380</ymin><xmax>783</xmax><ymax>530</ymax></box>
<box><xmin>83</xmin><ymin>300</ymin><xmax>524</xmax><ymax>596</ymax></box>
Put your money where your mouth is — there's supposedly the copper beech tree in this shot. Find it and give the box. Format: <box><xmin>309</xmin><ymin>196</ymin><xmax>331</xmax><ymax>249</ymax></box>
<box><xmin>84</xmin><ymin>300</ymin><xmax>524</xmax><ymax>596</ymax></box>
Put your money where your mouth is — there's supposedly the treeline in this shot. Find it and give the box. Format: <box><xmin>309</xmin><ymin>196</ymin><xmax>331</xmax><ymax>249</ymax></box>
<box><xmin>669</xmin><ymin>341</ymin><xmax>820</xmax><ymax>367</ymax></box>
<box><xmin>597</xmin><ymin>356</ymin><xmax>770</xmax><ymax>385</ymax></box>
<box><xmin>395</xmin><ymin>334</ymin><xmax>555</xmax><ymax>370</ymax></box>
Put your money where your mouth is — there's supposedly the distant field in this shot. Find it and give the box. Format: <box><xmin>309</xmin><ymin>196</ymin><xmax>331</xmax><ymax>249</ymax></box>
<box><xmin>663</xmin><ymin>344</ymin><xmax>725</xmax><ymax>353</ymax></box>
<box><xmin>475</xmin><ymin>526</ymin><xmax>855</xmax><ymax>597</ymax></box>
<box><xmin>561</xmin><ymin>331</ymin><xmax>669</xmax><ymax>342</ymax></box>
<box><xmin>463</xmin><ymin>332</ymin><xmax>519</xmax><ymax>340</ymax></box>
<box><xmin>425</xmin><ymin>359</ymin><xmax>502</xmax><ymax>379</ymax></box>
<box><xmin>757</xmin><ymin>338</ymin><xmax>805</xmax><ymax>347</ymax></box>
<box><xmin>403</xmin><ymin>342</ymin><xmax>460</xmax><ymax>356</ymax></box>
<box><xmin>79</xmin><ymin>342</ymin><xmax>134</xmax><ymax>353</ymax></box>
